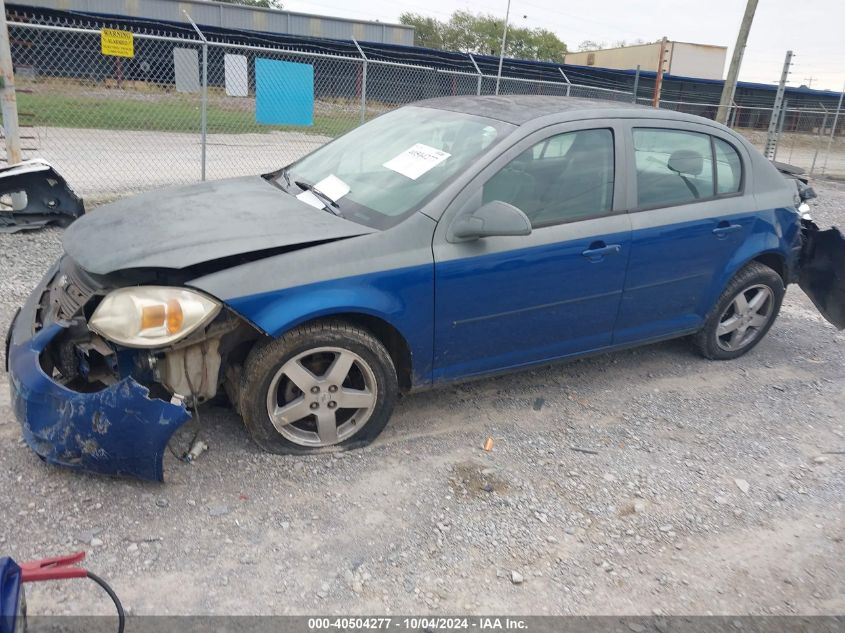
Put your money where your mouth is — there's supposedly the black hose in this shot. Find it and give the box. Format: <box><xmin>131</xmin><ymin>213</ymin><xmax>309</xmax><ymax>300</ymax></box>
<box><xmin>86</xmin><ymin>571</ymin><xmax>125</xmax><ymax>633</ymax></box>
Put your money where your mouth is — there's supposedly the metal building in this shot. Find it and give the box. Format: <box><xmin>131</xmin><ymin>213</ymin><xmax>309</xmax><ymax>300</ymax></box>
<box><xmin>566</xmin><ymin>41</ymin><xmax>727</xmax><ymax>81</ymax></box>
<box><xmin>11</xmin><ymin>0</ymin><xmax>415</xmax><ymax>45</ymax></box>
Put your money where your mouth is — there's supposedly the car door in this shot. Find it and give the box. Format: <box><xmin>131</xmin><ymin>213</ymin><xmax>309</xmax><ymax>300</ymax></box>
<box><xmin>432</xmin><ymin>121</ymin><xmax>632</xmax><ymax>382</ymax></box>
<box><xmin>613</xmin><ymin>122</ymin><xmax>755</xmax><ymax>344</ymax></box>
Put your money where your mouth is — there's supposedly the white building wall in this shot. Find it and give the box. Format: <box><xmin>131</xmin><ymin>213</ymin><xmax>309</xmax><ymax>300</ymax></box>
<box><xmin>566</xmin><ymin>41</ymin><xmax>727</xmax><ymax>80</ymax></box>
<box><xmin>565</xmin><ymin>43</ymin><xmax>663</xmax><ymax>72</ymax></box>
<box><xmin>668</xmin><ymin>42</ymin><xmax>727</xmax><ymax>80</ymax></box>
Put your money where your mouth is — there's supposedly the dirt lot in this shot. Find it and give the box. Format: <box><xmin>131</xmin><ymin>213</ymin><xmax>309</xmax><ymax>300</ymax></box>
<box><xmin>1</xmin><ymin>182</ymin><xmax>843</xmax><ymax>617</ymax></box>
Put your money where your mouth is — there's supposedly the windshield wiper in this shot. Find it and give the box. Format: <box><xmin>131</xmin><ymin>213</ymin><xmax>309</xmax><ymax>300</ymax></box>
<box><xmin>295</xmin><ymin>180</ymin><xmax>342</xmax><ymax>216</ymax></box>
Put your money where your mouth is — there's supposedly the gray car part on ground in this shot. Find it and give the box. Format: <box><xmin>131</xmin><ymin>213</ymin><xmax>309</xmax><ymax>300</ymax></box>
<box><xmin>0</xmin><ymin>159</ymin><xmax>84</xmax><ymax>233</ymax></box>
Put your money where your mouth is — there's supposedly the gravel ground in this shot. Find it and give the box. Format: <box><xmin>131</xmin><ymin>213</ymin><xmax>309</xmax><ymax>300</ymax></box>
<box><xmin>1</xmin><ymin>182</ymin><xmax>844</xmax><ymax>616</ymax></box>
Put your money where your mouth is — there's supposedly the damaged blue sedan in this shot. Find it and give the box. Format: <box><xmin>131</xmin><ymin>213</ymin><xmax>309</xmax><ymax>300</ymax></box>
<box><xmin>6</xmin><ymin>96</ymin><xmax>845</xmax><ymax>481</ymax></box>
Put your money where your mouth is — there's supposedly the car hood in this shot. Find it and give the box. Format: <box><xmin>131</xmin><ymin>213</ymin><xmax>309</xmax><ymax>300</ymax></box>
<box><xmin>63</xmin><ymin>176</ymin><xmax>376</xmax><ymax>274</ymax></box>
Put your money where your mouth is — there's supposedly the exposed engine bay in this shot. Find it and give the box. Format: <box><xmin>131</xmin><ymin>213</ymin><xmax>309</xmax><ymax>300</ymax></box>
<box><xmin>35</xmin><ymin>257</ymin><xmax>261</xmax><ymax>409</ymax></box>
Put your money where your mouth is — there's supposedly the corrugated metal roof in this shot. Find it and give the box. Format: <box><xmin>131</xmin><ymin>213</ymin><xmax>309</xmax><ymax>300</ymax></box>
<box><xmin>9</xmin><ymin>0</ymin><xmax>414</xmax><ymax>45</ymax></box>
<box><xmin>562</xmin><ymin>63</ymin><xmax>844</xmax><ymax>100</ymax></box>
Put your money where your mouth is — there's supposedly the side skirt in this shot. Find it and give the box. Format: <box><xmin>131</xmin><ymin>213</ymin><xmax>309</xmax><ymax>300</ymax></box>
<box><xmin>408</xmin><ymin>326</ymin><xmax>701</xmax><ymax>393</ymax></box>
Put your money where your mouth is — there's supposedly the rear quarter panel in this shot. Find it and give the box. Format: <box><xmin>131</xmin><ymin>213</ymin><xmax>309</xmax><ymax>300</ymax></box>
<box><xmin>710</xmin><ymin>205</ymin><xmax>801</xmax><ymax>305</ymax></box>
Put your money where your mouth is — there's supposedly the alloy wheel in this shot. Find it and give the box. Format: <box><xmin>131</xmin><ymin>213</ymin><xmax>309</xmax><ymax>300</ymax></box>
<box><xmin>265</xmin><ymin>346</ymin><xmax>378</xmax><ymax>447</ymax></box>
<box><xmin>715</xmin><ymin>284</ymin><xmax>774</xmax><ymax>352</ymax></box>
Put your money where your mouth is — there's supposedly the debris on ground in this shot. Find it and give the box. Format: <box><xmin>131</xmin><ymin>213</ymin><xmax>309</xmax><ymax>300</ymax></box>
<box><xmin>0</xmin><ymin>159</ymin><xmax>84</xmax><ymax>233</ymax></box>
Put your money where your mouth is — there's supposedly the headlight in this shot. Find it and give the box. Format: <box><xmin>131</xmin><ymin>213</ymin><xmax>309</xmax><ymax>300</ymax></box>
<box><xmin>89</xmin><ymin>286</ymin><xmax>221</xmax><ymax>348</ymax></box>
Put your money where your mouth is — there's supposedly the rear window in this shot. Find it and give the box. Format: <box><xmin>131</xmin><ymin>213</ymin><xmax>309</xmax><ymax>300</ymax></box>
<box><xmin>714</xmin><ymin>137</ymin><xmax>743</xmax><ymax>194</ymax></box>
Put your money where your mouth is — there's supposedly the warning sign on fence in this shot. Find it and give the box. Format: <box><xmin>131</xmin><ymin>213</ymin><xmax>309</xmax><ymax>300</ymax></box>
<box><xmin>101</xmin><ymin>29</ymin><xmax>134</xmax><ymax>58</ymax></box>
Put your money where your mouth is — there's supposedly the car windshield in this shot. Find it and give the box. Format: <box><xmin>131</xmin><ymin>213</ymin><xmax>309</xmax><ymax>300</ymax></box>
<box><xmin>279</xmin><ymin>106</ymin><xmax>514</xmax><ymax>229</ymax></box>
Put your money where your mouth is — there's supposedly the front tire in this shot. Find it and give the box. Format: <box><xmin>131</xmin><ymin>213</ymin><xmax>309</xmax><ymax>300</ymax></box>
<box><xmin>693</xmin><ymin>261</ymin><xmax>784</xmax><ymax>360</ymax></box>
<box><xmin>240</xmin><ymin>320</ymin><xmax>399</xmax><ymax>454</ymax></box>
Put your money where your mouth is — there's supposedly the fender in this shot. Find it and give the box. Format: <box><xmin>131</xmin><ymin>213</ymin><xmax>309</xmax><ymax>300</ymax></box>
<box><xmin>219</xmin><ymin>264</ymin><xmax>435</xmax><ymax>387</ymax></box>
<box><xmin>704</xmin><ymin>208</ymin><xmax>799</xmax><ymax>311</ymax></box>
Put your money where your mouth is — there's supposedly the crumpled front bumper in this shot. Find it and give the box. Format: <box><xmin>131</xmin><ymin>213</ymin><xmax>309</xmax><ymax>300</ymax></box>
<box><xmin>6</xmin><ymin>272</ymin><xmax>191</xmax><ymax>481</ymax></box>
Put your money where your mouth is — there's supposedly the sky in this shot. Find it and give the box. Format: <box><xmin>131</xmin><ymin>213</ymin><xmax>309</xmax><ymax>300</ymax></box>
<box><xmin>283</xmin><ymin>0</ymin><xmax>845</xmax><ymax>92</ymax></box>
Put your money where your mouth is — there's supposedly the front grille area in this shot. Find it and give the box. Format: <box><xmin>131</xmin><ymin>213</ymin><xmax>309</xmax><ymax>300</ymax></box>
<box><xmin>35</xmin><ymin>257</ymin><xmax>102</xmax><ymax>330</ymax></box>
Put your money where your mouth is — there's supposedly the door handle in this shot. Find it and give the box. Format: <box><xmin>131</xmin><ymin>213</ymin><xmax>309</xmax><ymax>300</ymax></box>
<box><xmin>713</xmin><ymin>223</ymin><xmax>743</xmax><ymax>238</ymax></box>
<box><xmin>582</xmin><ymin>243</ymin><xmax>621</xmax><ymax>260</ymax></box>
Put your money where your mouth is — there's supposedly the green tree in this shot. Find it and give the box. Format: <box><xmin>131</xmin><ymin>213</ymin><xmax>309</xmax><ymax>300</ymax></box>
<box><xmin>397</xmin><ymin>12</ymin><xmax>445</xmax><ymax>49</ymax></box>
<box><xmin>577</xmin><ymin>40</ymin><xmax>604</xmax><ymax>52</ymax></box>
<box><xmin>213</xmin><ymin>0</ymin><xmax>284</xmax><ymax>8</ymax></box>
<box><xmin>519</xmin><ymin>28</ymin><xmax>567</xmax><ymax>61</ymax></box>
<box><xmin>400</xmin><ymin>10</ymin><xmax>566</xmax><ymax>61</ymax></box>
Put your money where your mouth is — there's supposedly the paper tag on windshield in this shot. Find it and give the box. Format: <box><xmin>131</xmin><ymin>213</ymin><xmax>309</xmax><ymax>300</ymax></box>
<box><xmin>296</xmin><ymin>190</ymin><xmax>327</xmax><ymax>210</ymax></box>
<box><xmin>383</xmin><ymin>144</ymin><xmax>450</xmax><ymax>180</ymax></box>
<box><xmin>314</xmin><ymin>174</ymin><xmax>350</xmax><ymax>201</ymax></box>
<box><xmin>295</xmin><ymin>174</ymin><xmax>350</xmax><ymax>210</ymax></box>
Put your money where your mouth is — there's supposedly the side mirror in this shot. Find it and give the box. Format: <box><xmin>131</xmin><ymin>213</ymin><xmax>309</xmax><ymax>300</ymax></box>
<box><xmin>451</xmin><ymin>200</ymin><xmax>532</xmax><ymax>240</ymax></box>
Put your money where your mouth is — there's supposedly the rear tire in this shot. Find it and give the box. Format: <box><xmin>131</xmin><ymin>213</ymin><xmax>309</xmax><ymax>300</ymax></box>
<box><xmin>240</xmin><ymin>320</ymin><xmax>399</xmax><ymax>454</ymax></box>
<box><xmin>693</xmin><ymin>261</ymin><xmax>784</xmax><ymax>360</ymax></box>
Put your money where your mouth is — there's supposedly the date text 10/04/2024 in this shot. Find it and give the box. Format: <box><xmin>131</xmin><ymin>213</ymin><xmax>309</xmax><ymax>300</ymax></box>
<box><xmin>307</xmin><ymin>617</ymin><xmax>528</xmax><ymax>630</ymax></box>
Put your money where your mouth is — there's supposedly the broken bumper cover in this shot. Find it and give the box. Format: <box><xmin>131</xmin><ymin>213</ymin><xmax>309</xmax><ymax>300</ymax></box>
<box><xmin>7</xmin><ymin>286</ymin><xmax>191</xmax><ymax>481</ymax></box>
<box><xmin>0</xmin><ymin>159</ymin><xmax>85</xmax><ymax>233</ymax></box>
<box><xmin>799</xmin><ymin>220</ymin><xmax>845</xmax><ymax>330</ymax></box>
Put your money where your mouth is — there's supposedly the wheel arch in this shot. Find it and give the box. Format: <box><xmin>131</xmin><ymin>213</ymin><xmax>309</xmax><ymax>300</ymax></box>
<box><xmin>706</xmin><ymin>232</ymin><xmax>790</xmax><ymax>315</ymax></box>
<box><xmin>222</xmin><ymin>273</ymin><xmax>434</xmax><ymax>392</ymax></box>
<box><xmin>750</xmin><ymin>251</ymin><xmax>786</xmax><ymax>283</ymax></box>
<box><xmin>710</xmin><ymin>248</ymin><xmax>787</xmax><ymax>308</ymax></box>
<box><xmin>297</xmin><ymin>312</ymin><xmax>415</xmax><ymax>393</ymax></box>
<box><xmin>240</xmin><ymin>304</ymin><xmax>416</xmax><ymax>393</ymax></box>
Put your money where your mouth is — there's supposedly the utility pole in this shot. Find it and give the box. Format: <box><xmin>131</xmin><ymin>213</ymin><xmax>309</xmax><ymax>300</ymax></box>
<box><xmin>764</xmin><ymin>50</ymin><xmax>793</xmax><ymax>160</ymax></box>
<box><xmin>0</xmin><ymin>0</ymin><xmax>22</xmax><ymax>167</ymax></box>
<box><xmin>803</xmin><ymin>76</ymin><xmax>816</xmax><ymax>88</ymax></box>
<box><xmin>494</xmin><ymin>0</ymin><xmax>512</xmax><ymax>96</ymax></box>
<box><xmin>651</xmin><ymin>36</ymin><xmax>668</xmax><ymax>108</ymax></box>
<box><xmin>717</xmin><ymin>0</ymin><xmax>758</xmax><ymax>124</ymax></box>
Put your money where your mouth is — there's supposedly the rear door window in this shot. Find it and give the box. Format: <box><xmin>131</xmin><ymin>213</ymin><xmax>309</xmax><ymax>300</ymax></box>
<box><xmin>633</xmin><ymin>129</ymin><xmax>715</xmax><ymax>207</ymax></box>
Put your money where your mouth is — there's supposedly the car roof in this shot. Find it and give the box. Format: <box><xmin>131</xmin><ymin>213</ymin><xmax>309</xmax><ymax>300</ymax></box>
<box><xmin>413</xmin><ymin>94</ymin><xmax>718</xmax><ymax>127</ymax></box>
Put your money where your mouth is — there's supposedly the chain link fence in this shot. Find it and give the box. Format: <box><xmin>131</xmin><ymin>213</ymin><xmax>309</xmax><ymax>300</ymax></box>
<box><xmin>760</xmin><ymin>107</ymin><xmax>844</xmax><ymax>177</ymax></box>
<box><xmin>2</xmin><ymin>20</ymin><xmax>842</xmax><ymax>202</ymax></box>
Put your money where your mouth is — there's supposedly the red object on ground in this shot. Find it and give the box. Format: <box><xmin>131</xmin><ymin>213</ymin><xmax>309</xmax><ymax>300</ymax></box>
<box><xmin>19</xmin><ymin>552</ymin><xmax>88</xmax><ymax>582</ymax></box>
